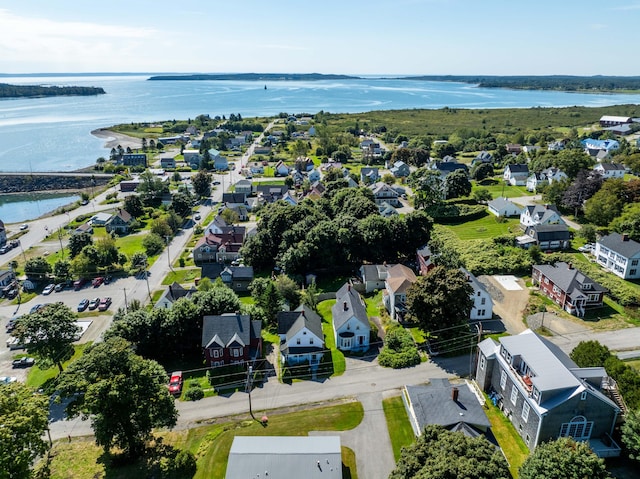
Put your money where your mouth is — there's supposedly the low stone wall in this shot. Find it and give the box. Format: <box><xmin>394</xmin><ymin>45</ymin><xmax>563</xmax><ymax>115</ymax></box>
<box><xmin>0</xmin><ymin>174</ymin><xmax>111</xmax><ymax>193</ymax></box>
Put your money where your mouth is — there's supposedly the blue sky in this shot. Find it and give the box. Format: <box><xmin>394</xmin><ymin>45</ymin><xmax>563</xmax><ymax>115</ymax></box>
<box><xmin>1</xmin><ymin>1</ymin><xmax>639</xmax><ymax>75</ymax></box>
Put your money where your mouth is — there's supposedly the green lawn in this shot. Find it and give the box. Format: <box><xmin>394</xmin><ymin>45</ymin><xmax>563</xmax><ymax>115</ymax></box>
<box><xmin>382</xmin><ymin>396</ymin><xmax>415</xmax><ymax>460</ymax></box>
<box><xmin>26</xmin><ymin>343</ymin><xmax>91</xmax><ymax>390</ymax></box>
<box><xmin>483</xmin><ymin>395</ymin><xmax>529</xmax><ymax>477</ymax></box>
<box><xmin>444</xmin><ymin>214</ymin><xmax>520</xmax><ymax>240</ymax></box>
<box><xmin>161</xmin><ymin>268</ymin><xmax>200</xmax><ymax>285</ymax></box>
<box><xmin>364</xmin><ymin>290</ymin><xmax>383</xmax><ymax>317</ymax></box>
<box><xmin>317</xmin><ymin>299</ymin><xmax>346</xmax><ymax>376</ymax></box>
<box><xmin>471</xmin><ymin>182</ymin><xmax>529</xmax><ymax>199</ymax></box>
<box><xmin>46</xmin><ymin>401</ymin><xmax>363</xmax><ymax>479</ymax></box>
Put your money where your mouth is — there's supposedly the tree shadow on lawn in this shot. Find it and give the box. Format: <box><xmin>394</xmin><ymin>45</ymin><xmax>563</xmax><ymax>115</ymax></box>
<box><xmin>429</xmin><ymin>354</ymin><xmax>472</xmax><ymax>377</ymax></box>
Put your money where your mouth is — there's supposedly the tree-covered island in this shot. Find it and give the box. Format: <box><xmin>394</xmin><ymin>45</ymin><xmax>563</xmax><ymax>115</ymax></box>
<box><xmin>0</xmin><ymin>83</ymin><xmax>105</xmax><ymax>98</ymax></box>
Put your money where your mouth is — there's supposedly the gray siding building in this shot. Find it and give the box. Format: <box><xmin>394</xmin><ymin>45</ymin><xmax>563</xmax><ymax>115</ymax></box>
<box><xmin>476</xmin><ymin>329</ymin><xmax>621</xmax><ymax>457</ymax></box>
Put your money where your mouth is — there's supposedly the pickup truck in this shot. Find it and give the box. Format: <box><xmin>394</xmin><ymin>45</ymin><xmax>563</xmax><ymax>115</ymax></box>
<box><xmin>12</xmin><ymin>357</ymin><xmax>35</xmax><ymax>368</ymax></box>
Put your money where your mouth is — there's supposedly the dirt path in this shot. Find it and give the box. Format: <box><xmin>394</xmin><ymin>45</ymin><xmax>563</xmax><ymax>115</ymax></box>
<box><xmin>478</xmin><ymin>275</ymin><xmax>529</xmax><ymax>334</ymax></box>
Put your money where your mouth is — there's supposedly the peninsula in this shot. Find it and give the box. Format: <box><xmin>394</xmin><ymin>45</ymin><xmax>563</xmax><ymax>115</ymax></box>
<box><xmin>0</xmin><ymin>83</ymin><xmax>105</xmax><ymax>99</ymax></box>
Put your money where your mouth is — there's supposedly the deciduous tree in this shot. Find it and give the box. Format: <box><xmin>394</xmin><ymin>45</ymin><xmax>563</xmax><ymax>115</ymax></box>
<box><xmin>519</xmin><ymin>437</ymin><xmax>608</xmax><ymax>479</ymax></box>
<box><xmin>68</xmin><ymin>231</ymin><xmax>93</xmax><ymax>258</ymax></box>
<box><xmin>13</xmin><ymin>303</ymin><xmax>79</xmax><ymax>373</ymax></box>
<box><xmin>622</xmin><ymin>408</ymin><xmax>640</xmax><ymax>462</ymax></box>
<box><xmin>389</xmin><ymin>424</ymin><xmax>509</xmax><ymax>479</ymax></box>
<box><xmin>444</xmin><ymin>170</ymin><xmax>472</xmax><ymax>199</ymax></box>
<box><xmin>123</xmin><ymin>194</ymin><xmax>144</xmax><ymax>218</ymax></box>
<box><xmin>570</xmin><ymin>340</ymin><xmax>611</xmax><ymax>367</ymax></box>
<box><xmin>0</xmin><ymin>383</ymin><xmax>50</xmax><ymax>479</ymax></box>
<box><xmin>192</xmin><ymin>170</ymin><xmax>212</xmax><ymax>198</ymax></box>
<box><xmin>584</xmin><ymin>178</ymin><xmax>627</xmax><ymax>226</ymax></box>
<box><xmin>24</xmin><ymin>256</ymin><xmax>51</xmax><ymax>280</ymax></box>
<box><xmin>57</xmin><ymin>337</ymin><xmax>178</xmax><ymax>459</ymax></box>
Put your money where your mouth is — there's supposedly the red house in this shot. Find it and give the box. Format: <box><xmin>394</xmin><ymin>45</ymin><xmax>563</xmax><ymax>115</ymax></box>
<box><xmin>532</xmin><ymin>262</ymin><xmax>607</xmax><ymax>317</ymax></box>
<box><xmin>201</xmin><ymin>313</ymin><xmax>262</xmax><ymax>368</ymax></box>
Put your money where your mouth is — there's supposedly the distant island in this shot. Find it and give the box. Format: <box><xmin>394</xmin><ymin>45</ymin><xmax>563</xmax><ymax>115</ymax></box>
<box><xmin>0</xmin><ymin>83</ymin><xmax>106</xmax><ymax>99</ymax></box>
<box><xmin>147</xmin><ymin>73</ymin><xmax>361</xmax><ymax>81</ymax></box>
<box><xmin>397</xmin><ymin>75</ymin><xmax>640</xmax><ymax>92</ymax></box>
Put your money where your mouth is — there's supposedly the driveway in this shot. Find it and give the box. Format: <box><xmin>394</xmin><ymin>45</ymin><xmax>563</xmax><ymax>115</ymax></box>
<box><xmin>478</xmin><ymin>275</ymin><xmax>529</xmax><ymax>334</ymax></box>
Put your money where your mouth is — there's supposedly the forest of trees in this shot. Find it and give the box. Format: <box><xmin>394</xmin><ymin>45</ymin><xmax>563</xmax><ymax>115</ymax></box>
<box><xmin>0</xmin><ymin>83</ymin><xmax>105</xmax><ymax>98</ymax></box>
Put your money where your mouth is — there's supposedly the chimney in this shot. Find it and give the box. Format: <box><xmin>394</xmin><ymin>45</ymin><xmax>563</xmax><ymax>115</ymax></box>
<box><xmin>343</xmin><ymin>301</ymin><xmax>348</xmax><ymax>311</ymax></box>
<box><xmin>622</xmin><ymin>233</ymin><xmax>629</xmax><ymax>242</ymax></box>
<box><xmin>347</xmin><ymin>284</ymin><xmax>351</xmax><ymax>292</ymax></box>
<box><xmin>568</xmin><ymin>262</ymin><xmax>573</xmax><ymax>270</ymax></box>
<box><xmin>451</xmin><ymin>387</ymin><xmax>459</xmax><ymax>402</ymax></box>
<box><xmin>544</xmin><ymin>204</ymin><xmax>549</xmax><ymax>210</ymax></box>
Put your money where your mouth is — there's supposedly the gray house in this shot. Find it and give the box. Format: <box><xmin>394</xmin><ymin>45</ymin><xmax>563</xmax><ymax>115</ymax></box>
<box><xmin>476</xmin><ymin>329</ymin><xmax>622</xmax><ymax>457</ymax></box>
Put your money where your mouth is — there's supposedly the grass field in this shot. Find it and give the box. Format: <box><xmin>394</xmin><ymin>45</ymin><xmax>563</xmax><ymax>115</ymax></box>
<box><xmin>46</xmin><ymin>401</ymin><xmax>363</xmax><ymax>479</ymax></box>
<box><xmin>471</xmin><ymin>182</ymin><xmax>530</xmax><ymax>199</ymax></box>
<box><xmin>444</xmin><ymin>214</ymin><xmax>520</xmax><ymax>240</ymax></box>
<box><xmin>161</xmin><ymin>268</ymin><xmax>200</xmax><ymax>285</ymax></box>
<box><xmin>26</xmin><ymin>343</ymin><xmax>91</xmax><ymax>390</ymax></box>
<box><xmin>382</xmin><ymin>396</ymin><xmax>415</xmax><ymax>460</ymax></box>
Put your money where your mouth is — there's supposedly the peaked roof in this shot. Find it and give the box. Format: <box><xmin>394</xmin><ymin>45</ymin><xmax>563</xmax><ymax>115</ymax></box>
<box><xmin>596</xmin><ymin>162</ymin><xmax>625</xmax><ymax>171</ymax></box>
<box><xmin>332</xmin><ymin>283</ymin><xmax>369</xmax><ymax>330</ymax></box>
<box><xmin>405</xmin><ymin>378</ymin><xmax>491</xmax><ymax>432</ymax></box>
<box><xmin>201</xmin><ymin>313</ymin><xmax>260</xmax><ymax>348</ymax></box>
<box><xmin>506</xmin><ymin>163</ymin><xmax>529</xmax><ymax>173</ymax></box>
<box><xmin>598</xmin><ymin>232</ymin><xmax>640</xmax><ymax>258</ymax></box>
<box><xmin>534</xmin><ymin>262</ymin><xmax>607</xmax><ymax>300</ymax></box>
<box><xmin>385</xmin><ymin>264</ymin><xmax>417</xmax><ymax>294</ymax></box>
<box><xmin>488</xmin><ymin>197</ymin><xmax>521</xmax><ymax>211</ymax></box>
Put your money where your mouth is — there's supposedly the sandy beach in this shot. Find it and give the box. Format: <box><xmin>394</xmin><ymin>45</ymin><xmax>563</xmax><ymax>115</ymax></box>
<box><xmin>91</xmin><ymin>128</ymin><xmax>142</xmax><ymax>150</ymax></box>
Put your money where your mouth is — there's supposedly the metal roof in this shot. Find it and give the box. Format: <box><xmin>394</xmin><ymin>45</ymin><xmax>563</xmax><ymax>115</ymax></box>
<box><xmin>226</xmin><ymin>436</ymin><xmax>342</xmax><ymax>479</ymax></box>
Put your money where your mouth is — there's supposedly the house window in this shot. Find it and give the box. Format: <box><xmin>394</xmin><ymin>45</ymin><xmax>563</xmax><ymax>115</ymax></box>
<box><xmin>510</xmin><ymin>385</ymin><xmax>518</xmax><ymax>405</ymax></box>
<box><xmin>552</xmin><ymin>285</ymin><xmax>560</xmax><ymax>294</ymax></box>
<box><xmin>559</xmin><ymin>416</ymin><xmax>593</xmax><ymax>441</ymax></box>
<box><xmin>632</xmin><ymin>260</ymin><xmax>638</xmax><ymax>266</ymax></box>
<box><xmin>522</xmin><ymin>402</ymin><xmax>530</xmax><ymax>422</ymax></box>
<box><xmin>500</xmin><ymin>370</ymin><xmax>507</xmax><ymax>390</ymax></box>
<box><xmin>543</xmin><ymin>278</ymin><xmax>549</xmax><ymax>284</ymax></box>
<box><xmin>478</xmin><ymin>309</ymin><xmax>485</xmax><ymax>316</ymax></box>
<box><xmin>631</xmin><ymin>270</ymin><xmax>637</xmax><ymax>276</ymax></box>
<box><xmin>232</xmin><ymin>348</ymin><xmax>241</xmax><ymax>357</ymax></box>
<box><xmin>525</xmin><ymin>434</ymin><xmax>530</xmax><ymax>444</ymax></box>
<box><xmin>480</xmin><ymin>355</ymin><xmax>486</xmax><ymax>370</ymax></box>
<box><xmin>477</xmin><ymin>291</ymin><xmax>481</xmax><ymax>296</ymax></box>
<box><xmin>296</xmin><ymin>338</ymin><xmax>301</xmax><ymax>345</ymax></box>
<box><xmin>310</xmin><ymin>338</ymin><xmax>314</xmax><ymax>345</ymax></box>
<box><xmin>581</xmin><ymin>391</ymin><xmax>587</xmax><ymax>401</ymax></box>
<box><xmin>532</xmin><ymin>387</ymin><xmax>540</xmax><ymax>402</ymax></box>
<box><xmin>212</xmin><ymin>349</ymin><xmax>220</xmax><ymax>358</ymax></box>
<box><xmin>481</xmin><ymin>297</ymin><xmax>486</xmax><ymax>305</ymax></box>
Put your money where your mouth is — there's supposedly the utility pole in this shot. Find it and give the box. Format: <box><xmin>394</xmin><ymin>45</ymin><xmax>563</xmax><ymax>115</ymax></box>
<box><xmin>123</xmin><ymin>287</ymin><xmax>128</xmax><ymax>313</ymax></box>
<box><xmin>246</xmin><ymin>366</ymin><xmax>255</xmax><ymax>420</ymax></box>
<box><xmin>57</xmin><ymin>227</ymin><xmax>64</xmax><ymax>259</ymax></box>
<box><xmin>165</xmin><ymin>235</ymin><xmax>174</xmax><ymax>272</ymax></box>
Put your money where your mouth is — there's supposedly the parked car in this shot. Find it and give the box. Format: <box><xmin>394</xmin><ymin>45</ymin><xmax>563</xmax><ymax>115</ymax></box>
<box><xmin>194</xmin><ymin>214</ymin><xmax>201</xmax><ymax>221</ymax></box>
<box><xmin>88</xmin><ymin>297</ymin><xmax>100</xmax><ymax>310</ymax></box>
<box><xmin>12</xmin><ymin>357</ymin><xmax>35</xmax><ymax>368</ymax></box>
<box><xmin>213</xmin><ymin>180</ymin><xmax>221</xmax><ymax>185</ymax></box>
<box><xmin>54</xmin><ymin>283</ymin><xmax>65</xmax><ymax>292</ymax></box>
<box><xmin>73</xmin><ymin>278</ymin><xmax>87</xmax><ymax>290</ymax></box>
<box><xmin>19</xmin><ymin>224</ymin><xmax>29</xmax><ymax>231</ymax></box>
<box><xmin>29</xmin><ymin>304</ymin><xmax>44</xmax><ymax>314</ymax></box>
<box><xmin>5</xmin><ymin>316</ymin><xmax>20</xmax><ymax>332</ymax></box>
<box><xmin>98</xmin><ymin>297</ymin><xmax>112</xmax><ymax>311</ymax></box>
<box><xmin>168</xmin><ymin>371</ymin><xmax>183</xmax><ymax>396</ymax></box>
<box><xmin>0</xmin><ymin>245</ymin><xmax>9</xmax><ymax>254</ymax></box>
<box><xmin>578</xmin><ymin>243</ymin><xmax>595</xmax><ymax>253</ymax></box>
<box><xmin>42</xmin><ymin>283</ymin><xmax>55</xmax><ymax>295</ymax></box>
<box><xmin>92</xmin><ymin>277</ymin><xmax>104</xmax><ymax>287</ymax></box>
<box><xmin>0</xmin><ymin>376</ymin><xmax>18</xmax><ymax>384</ymax></box>
<box><xmin>77</xmin><ymin>299</ymin><xmax>89</xmax><ymax>312</ymax></box>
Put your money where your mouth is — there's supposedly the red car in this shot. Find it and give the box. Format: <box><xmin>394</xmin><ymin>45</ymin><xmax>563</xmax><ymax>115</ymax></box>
<box><xmin>92</xmin><ymin>277</ymin><xmax>104</xmax><ymax>287</ymax></box>
<box><xmin>168</xmin><ymin>371</ymin><xmax>183</xmax><ymax>396</ymax></box>
<box><xmin>98</xmin><ymin>297</ymin><xmax>112</xmax><ymax>311</ymax></box>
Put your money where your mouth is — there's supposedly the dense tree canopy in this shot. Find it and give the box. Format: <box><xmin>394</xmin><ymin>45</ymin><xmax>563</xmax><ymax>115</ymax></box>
<box><xmin>24</xmin><ymin>256</ymin><xmax>51</xmax><ymax>280</ymax></box>
<box><xmin>444</xmin><ymin>170</ymin><xmax>472</xmax><ymax>199</ymax></box>
<box><xmin>68</xmin><ymin>231</ymin><xmax>93</xmax><ymax>258</ymax></box>
<box><xmin>622</xmin><ymin>408</ymin><xmax>640</xmax><ymax>462</ymax></box>
<box><xmin>0</xmin><ymin>382</ymin><xmax>50</xmax><ymax>479</ymax></box>
<box><xmin>123</xmin><ymin>194</ymin><xmax>144</xmax><ymax>218</ymax></box>
<box><xmin>13</xmin><ymin>303</ymin><xmax>79</xmax><ymax>373</ymax></box>
<box><xmin>518</xmin><ymin>437</ymin><xmax>608</xmax><ymax>479</ymax></box>
<box><xmin>58</xmin><ymin>337</ymin><xmax>178</xmax><ymax>459</ymax></box>
<box><xmin>389</xmin><ymin>425</ymin><xmax>510</xmax><ymax>479</ymax></box>
<box><xmin>406</xmin><ymin>266</ymin><xmax>473</xmax><ymax>343</ymax></box>
<box><xmin>583</xmin><ymin>178</ymin><xmax>627</xmax><ymax>226</ymax></box>
<box><xmin>561</xmin><ymin>169</ymin><xmax>604</xmax><ymax>216</ymax></box>
<box><xmin>192</xmin><ymin>170</ymin><xmax>212</xmax><ymax>198</ymax></box>
<box><xmin>570</xmin><ymin>340</ymin><xmax>612</xmax><ymax>368</ymax></box>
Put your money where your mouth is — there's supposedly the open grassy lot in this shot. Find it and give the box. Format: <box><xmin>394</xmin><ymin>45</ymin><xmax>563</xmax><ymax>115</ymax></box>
<box><xmin>483</xmin><ymin>394</ymin><xmax>529</xmax><ymax>477</ymax></box>
<box><xmin>471</xmin><ymin>182</ymin><xmax>530</xmax><ymax>199</ymax></box>
<box><xmin>26</xmin><ymin>343</ymin><xmax>91</xmax><ymax>390</ymax></box>
<box><xmin>161</xmin><ymin>268</ymin><xmax>200</xmax><ymax>285</ymax></box>
<box><xmin>444</xmin><ymin>214</ymin><xmax>521</xmax><ymax>240</ymax></box>
<box><xmin>46</xmin><ymin>401</ymin><xmax>363</xmax><ymax>479</ymax></box>
<box><xmin>317</xmin><ymin>299</ymin><xmax>346</xmax><ymax>376</ymax></box>
<box><xmin>382</xmin><ymin>395</ymin><xmax>415</xmax><ymax>460</ymax></box>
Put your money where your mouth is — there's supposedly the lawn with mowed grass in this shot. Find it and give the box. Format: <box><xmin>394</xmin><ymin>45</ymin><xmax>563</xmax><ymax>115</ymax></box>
<box><xmin>317</xmin><ymin>299</ymin><xmax>346</xmax><ymax>376</ymax></box>
<box><xmin>161</xmin><ymin>268</ymin><xmax>200</xmax><ymax>285</ymax></box>
<box><xmin>26</xmin><ymin>343</ymin><xmax>91</xmax><ymax>390</ymax></box>
<box><xmin>382</xmin><ymin>396</ymin><xmax>415</xmax><ymax>460</ymax></box>
<box><xmin>45</xmin><ymin>401</ymin><xmax>363</xmax><ymax>479</ymax></box>
<box><xmin>444</xmin><ymin>214</ymin><xmax>520</xmax><ymax>240</ymax></box>
<box><xmin>471</xmin><ymin>182</ymin><xmax>529</xmax><ymax>199</ymax></box>
<box><xmin>483</xmin><ymin>395</ymin><xmax>529</xmax><ymax>477</ymax></box>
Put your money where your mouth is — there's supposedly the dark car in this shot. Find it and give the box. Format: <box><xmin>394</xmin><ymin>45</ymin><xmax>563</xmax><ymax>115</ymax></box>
<box><xmin>88</xmin><ymin>297</ymin><xmax>100</xmax><ymax>310</ymax></box>
<box><xmin>29</xmin><ymin>304</ymin><xmax>44</xmax><ymax>314</ymax></box>
<box><xmin>98</xmin><ymin>297</ymin><xmax>112</xmax><ymax>311</ymax></box>
<box><xmin>73</xmin><ymin>278</ymin><xmax>88</xmax><ymax>290</ymax></box>
<box><xmin>77</xmin><ymin>299</ymin><xmax>89</xmax><ymax>312</ymax></box>
<box><xmin>5</xmin><ymin>316</ymin><xmax>20</xmax><ymax>332</ymax></box>
<box><xmin>12</xmin><ymin>357</ymin><xmax>35</xmax><ymax>368</ymax></box>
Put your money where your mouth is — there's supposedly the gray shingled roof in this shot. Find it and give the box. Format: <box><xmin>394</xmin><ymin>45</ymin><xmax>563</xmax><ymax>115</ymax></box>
<box><xmin>506</xmin><ymin>164</ymin><xmax>529</xmax><ymax>173</ymax></box>
<box><xmin>405</xmin><ymin>379</ymin><xmax>491</xmax><ymax>432</ymax></box>
<box><xmin>488</xmin><ymin>197</ymin><xmax>520</xmax><ymax>212</ymax></box>
<box><xmin>332</xmin><ymin>283</ymin><xmax>368</xmax><ymax>330</ymax></box>
<box><xmin>598</xmin><ymin>232</ymin><xmax>640</xmax><ymax>258</ymax></box>
<box><xmin>226</xmin><ymin>436</ymin><xmax>342</xmax><ymax>479</ymax></box>
<box><xmin>277</xmin><ymin>305</ymin><xmax>323</xmax><ymax>340</ymax></box>
<box><xmin>526</xmin><ymin>224</ymin><xmax>571</xmax><ymax>241</ymax></box>
<box><xmin>534</xmin><ymin>262</ymin><xmax>607</xmax><ymax>302</ymax></box>
<box><xmin>460</xmin><ymin>267</ymin><xmax>490</xmax><ymax>297</ymax></box>
<box><xmin>201</xmin><ymin>313</ymin><xmax>254</xmax><ymax>348</ymax></box>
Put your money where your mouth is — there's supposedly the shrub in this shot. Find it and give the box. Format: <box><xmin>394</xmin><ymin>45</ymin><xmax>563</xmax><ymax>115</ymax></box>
<box><xmin>378</xmin><ymin>326</ymin><xmax>420</xmax><ymax>369</ymax></box>
<box><xmin>184</xmin><ymin>385</ymin><xmax>204</xmax><ymax>401</ymax></box>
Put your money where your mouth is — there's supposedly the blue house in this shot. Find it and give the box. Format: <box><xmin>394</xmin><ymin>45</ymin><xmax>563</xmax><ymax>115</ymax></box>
<box><xmin>210</xmin><ymin>148</ymin><xmax>229</xmax><ymax>171</ymax></box>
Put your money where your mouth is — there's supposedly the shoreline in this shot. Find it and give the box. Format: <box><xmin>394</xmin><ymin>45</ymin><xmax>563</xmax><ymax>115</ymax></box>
<box><xmin>91</xmin><ymin>128</ymin><xmax>142</xmax><ymax>150</ymax></box>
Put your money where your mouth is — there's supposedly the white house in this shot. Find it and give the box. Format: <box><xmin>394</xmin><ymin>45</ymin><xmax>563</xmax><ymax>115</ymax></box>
<box><xmin>277</xmin><ymin>305</ymin><xmax>324</xmax><ymax>366</ymax></box>
<box><xmin>593</xmin><ymin>163</ymin><xmax>625</xmax><ymax>179</ymax></box>
<box><xmin>520</xmin><ymin>204</ymin><xmax>565</xmax><ymax>228</ymax></box>
<box><xmin>359</xmin><ymin>263</ymin><xmax>396</xmax><ymax>293</ymax></box>
<box><xmin>503</xmin><ymin>164</ymin><xmax>530</xmax><ymax>186</ymax></box>
<box><xmin>332</xmin><ymin>283</ymin><xmax>370</xmax><ymax>352</ymax></box>
<box><xmin>235</xmin><ymin>179</ymin><xmax>252</xmax><ymax>195</ymax></box>
<box><xmin>488</xmin><ymin>197</ymin><xmax>522</xmax><ymax>217</ymax></box>
<box><xmin>526</xmin><ymin>167</ymin><xmax>568</xmax><ymax>192</ymax></box>
<box><xmin>595</xmin><ymin>233</ymin><xmax>640</xmax><ymax>280</ymax></box>
<box><xmin>369</xmin><ymin>182</ymin><xmax>400</xmax><ymax>206</ymax></box>
<box><xmin>461</xmin><ymin>268</ymin><xmax>493</xmax><ymax>320</ymax></box>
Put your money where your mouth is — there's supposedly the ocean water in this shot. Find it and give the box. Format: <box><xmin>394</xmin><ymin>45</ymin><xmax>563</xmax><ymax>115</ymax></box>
<box><xmin>0</xmin><ymin>192</ymin><xmax>80</xmax><ymax>223</ymax></box>
<box><xmin>2</xmin><ymin>74</ymin><xmax>640</xmax><ymax>173</ymax></box>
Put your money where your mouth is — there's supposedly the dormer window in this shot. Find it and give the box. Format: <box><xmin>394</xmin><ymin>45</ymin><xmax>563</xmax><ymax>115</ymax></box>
<box><xmin>582</xmin><ymin>283</ymin><xmax>592</xmax><ymax>290</ymax></box>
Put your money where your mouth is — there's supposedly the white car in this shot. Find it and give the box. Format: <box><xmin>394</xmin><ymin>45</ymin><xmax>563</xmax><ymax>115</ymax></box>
<box><xmin>19</xmin><ymin>224</ymin><xmax>29</xmax><ymax>230</ymax></box>
<box><xmin>42</xmin><ymin>283</ymin><xmax>56</xmax><ymax>295</ymax></box>
<box><xmin>0</xmin><ymin>376</ymin><xmax>18</xmax><ymax>384</ymax></box>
